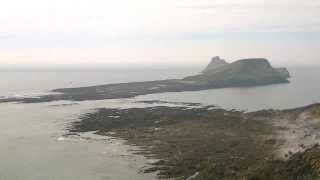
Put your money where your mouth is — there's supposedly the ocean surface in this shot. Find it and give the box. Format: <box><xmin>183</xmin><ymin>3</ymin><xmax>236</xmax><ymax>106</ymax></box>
<box><xmin>0</xmin><ymin>66</ymin><xmax>320</xmax><ymax>180</ymax></box>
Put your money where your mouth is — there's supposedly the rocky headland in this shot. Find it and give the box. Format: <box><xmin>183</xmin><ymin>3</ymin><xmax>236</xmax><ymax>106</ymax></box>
<box><xmin>0</xmin><ymin>57</ymin><xmax>290</xmax><ymax>103</ymax></box>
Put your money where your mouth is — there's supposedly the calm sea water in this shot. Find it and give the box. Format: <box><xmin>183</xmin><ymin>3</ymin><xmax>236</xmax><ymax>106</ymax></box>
<box><xmin>0</xmin><ymin>67</ymin><xmax>319</xmax><ymax>180</ymax></box>
<box><xmin>0</xmin><ymin>68</ymin><xmax>197</xmax><ymax>180</ymax></box>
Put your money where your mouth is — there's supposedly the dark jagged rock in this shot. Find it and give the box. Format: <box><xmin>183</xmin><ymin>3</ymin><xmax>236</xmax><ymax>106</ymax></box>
<box><xmin>0</xmin><ymin>58</ymin><xmax>290</xmax><ymax>103</ymax></box>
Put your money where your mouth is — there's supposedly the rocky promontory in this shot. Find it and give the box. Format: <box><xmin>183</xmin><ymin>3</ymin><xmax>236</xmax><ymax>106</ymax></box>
<box><xmin>0</xmin><ymin>57</ymin><xmax>290</xmax><ymax>103</ymax></box>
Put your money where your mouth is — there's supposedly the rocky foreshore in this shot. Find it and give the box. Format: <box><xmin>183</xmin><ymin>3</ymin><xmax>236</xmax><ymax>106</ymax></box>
<box><xmin>69</xmin><ymin>102</ymin><xmax>320</xmax><ymax>180</ymax></box>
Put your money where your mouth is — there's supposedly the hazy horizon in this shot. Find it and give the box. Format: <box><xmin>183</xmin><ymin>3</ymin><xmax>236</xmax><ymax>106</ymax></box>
<box><xmin>1</xmin><ymin>0</ymin><xmax>320</xmax><ymax>68</ymax></box>
<box><xmin>2</xmin><ymin>2</ymin><xmax>320</xmax><ymax>179</ymax></box>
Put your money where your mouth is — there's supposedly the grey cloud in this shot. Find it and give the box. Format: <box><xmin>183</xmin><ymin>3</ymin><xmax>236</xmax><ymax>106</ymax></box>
<box><xmin>175</xmin><ymin>3</ymin><xmax>319</xmax><ymax>10</ymax></box>
<box><xmin>0</xmin><ymin>33</ymin><xmax>15</xmax><ymax>40</ymax></box>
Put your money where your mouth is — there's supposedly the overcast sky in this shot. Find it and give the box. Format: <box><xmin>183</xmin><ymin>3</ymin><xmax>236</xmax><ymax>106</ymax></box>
<box><xmin>0</xmin><ymin>0</ymin><xmax>320</xmax><ymax>68</ymax></box>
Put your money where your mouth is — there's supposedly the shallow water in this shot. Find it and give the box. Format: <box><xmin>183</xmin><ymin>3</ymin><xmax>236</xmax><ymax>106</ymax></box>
<box><xmin>0</xmin><ymin>100</ymin><xmax>159</xmax><ymax>180</ymax></box>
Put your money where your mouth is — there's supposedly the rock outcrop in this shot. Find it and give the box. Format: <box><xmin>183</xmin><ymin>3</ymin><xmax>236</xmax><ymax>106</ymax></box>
<box><xmin>276</xmin><ymin>67</ymin><xmax>291</xmax><ymax>78</ymax></box>
<box><xmin>202</xmin><ymin>56</ymin><xmax>228</xmax><ymax>73</ymax></box>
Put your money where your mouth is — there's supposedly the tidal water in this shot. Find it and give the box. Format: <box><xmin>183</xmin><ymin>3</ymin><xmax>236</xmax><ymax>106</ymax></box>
<box><xmin>0</xmin><ymin>66</ymin><xmax>319</xmax><ymax>179</ymax></box>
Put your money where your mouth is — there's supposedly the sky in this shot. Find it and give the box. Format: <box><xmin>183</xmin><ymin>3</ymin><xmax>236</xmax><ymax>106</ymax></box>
<box><xmin>0</xmin><ymin>0</ymin><xmax>320</xmax><ymax>68</ymax></box>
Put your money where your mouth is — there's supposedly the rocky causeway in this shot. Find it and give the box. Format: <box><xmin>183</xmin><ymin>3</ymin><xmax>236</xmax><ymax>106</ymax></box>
<box><xmin>0</xmin><ymin>57</ymin><xmax>290</xmax><ymax>103</ymax></box>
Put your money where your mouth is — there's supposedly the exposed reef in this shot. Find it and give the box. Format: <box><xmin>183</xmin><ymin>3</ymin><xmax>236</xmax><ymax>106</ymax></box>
<box><xmin>69</xmin><ymin>103</ymin><xmax>320</xmax><ymax>180</ymax></box>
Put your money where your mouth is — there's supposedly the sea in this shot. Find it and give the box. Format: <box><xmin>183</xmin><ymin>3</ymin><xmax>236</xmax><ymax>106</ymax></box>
<box><xmin>0</xmin><ymin>66</ymin><xmax>320</xmax><ymax>180</ymax></box>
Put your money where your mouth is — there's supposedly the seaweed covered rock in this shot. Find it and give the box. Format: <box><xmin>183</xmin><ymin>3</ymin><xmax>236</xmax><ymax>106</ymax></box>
<box><xmin>70</xmin><ymin>106</ymin><xmax>275</xmax><ymax>180</ymax></box>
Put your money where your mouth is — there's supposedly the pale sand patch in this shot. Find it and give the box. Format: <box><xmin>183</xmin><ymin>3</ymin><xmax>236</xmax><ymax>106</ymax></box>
<box><xmin>273</xmin><ymin>111</ymin><xmax>320</xmax><ymax>159</ymax></box>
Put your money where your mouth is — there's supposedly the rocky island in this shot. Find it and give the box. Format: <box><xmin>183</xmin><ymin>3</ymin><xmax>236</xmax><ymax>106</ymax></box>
<box><xmin>0</xmin><ymin>57</ymin><xmax>290</xmax><ymax>103</ymax></box>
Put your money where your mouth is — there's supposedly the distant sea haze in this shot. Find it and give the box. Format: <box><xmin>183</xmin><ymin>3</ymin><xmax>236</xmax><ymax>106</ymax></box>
<box><xmin>1</xmin><ymin>66</ymin><xmax>320</xmax><ymax>111</ymax></box>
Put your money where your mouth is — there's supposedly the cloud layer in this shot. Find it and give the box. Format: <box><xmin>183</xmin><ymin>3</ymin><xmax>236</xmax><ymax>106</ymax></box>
<box><xmin>1</xmin><ymin>0</ymin><xmax>320</xmax><ymax>66</ymax></box>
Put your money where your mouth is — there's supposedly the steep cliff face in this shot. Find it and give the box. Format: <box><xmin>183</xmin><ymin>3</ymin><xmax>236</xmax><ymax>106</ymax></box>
<box><xmin>184</xmin><ymin>58</ymin><xmax>290</xmax><ymax>87</ymax></box>
<box><xmin>202</xmin><ymin>56</ymin><xmax>228</xmax><ymax>73</ymax></box>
